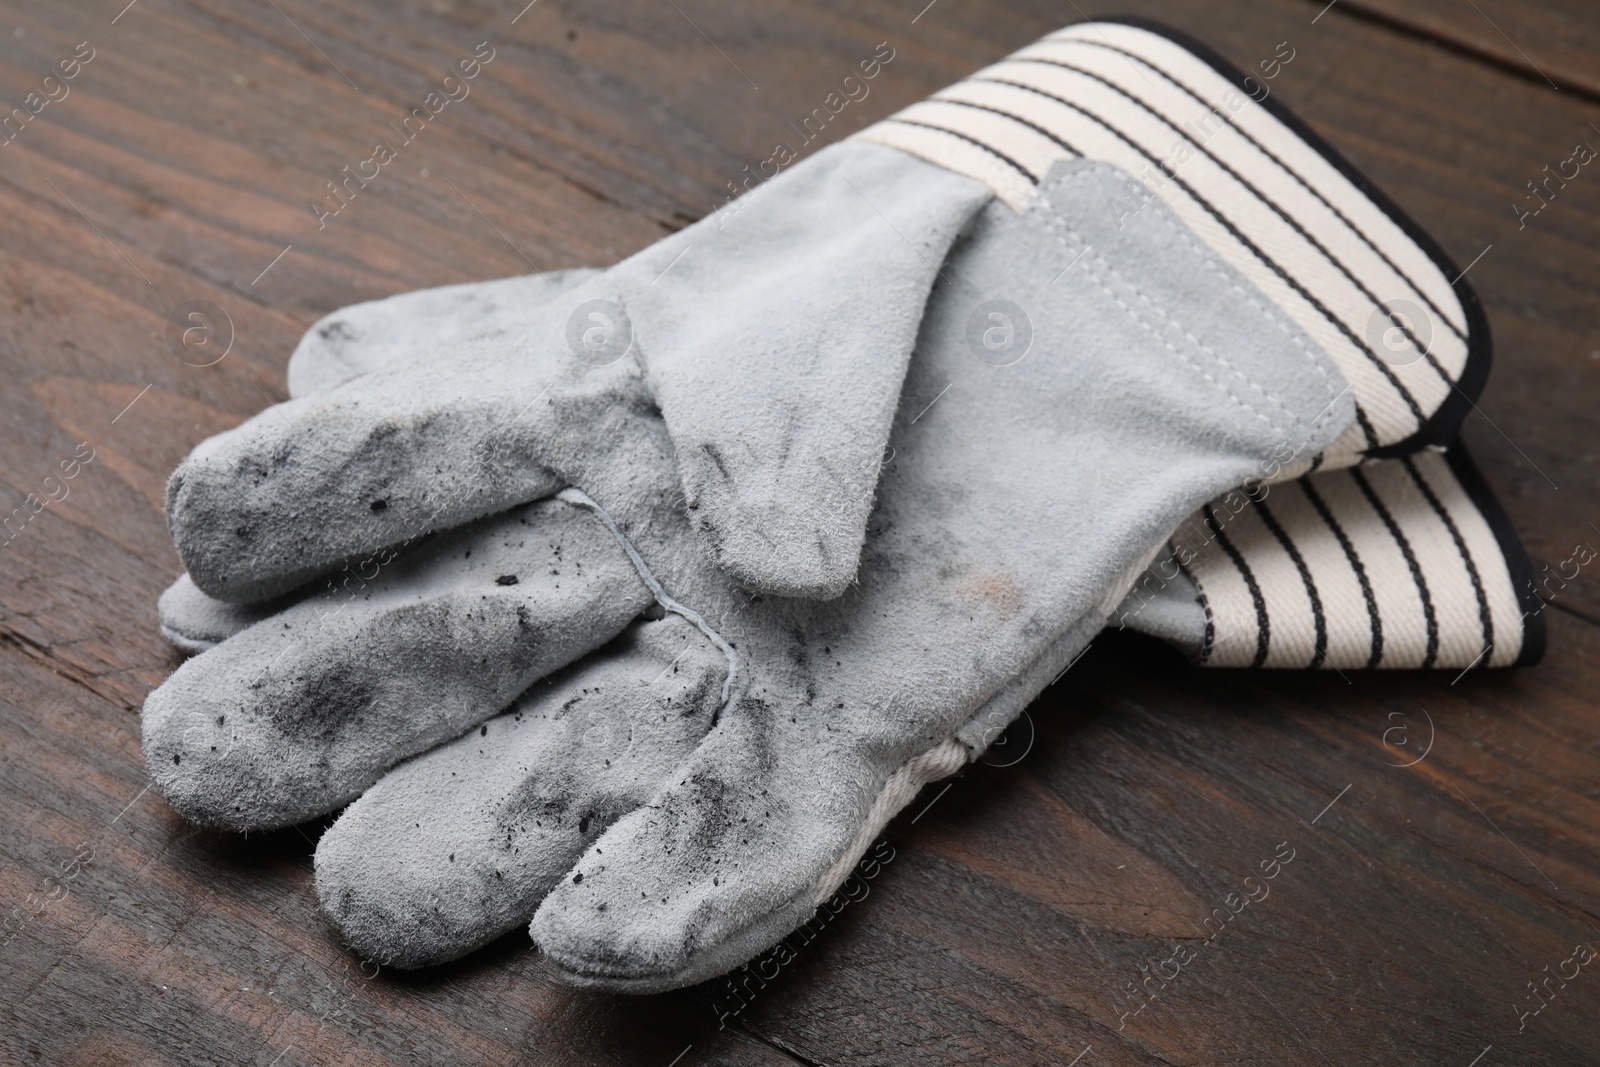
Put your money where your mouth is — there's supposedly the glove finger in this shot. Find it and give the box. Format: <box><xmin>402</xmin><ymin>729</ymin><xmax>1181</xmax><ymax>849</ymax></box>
<box><xmin>287</xmin><ymin>269</ymin><xmax>600</xmax><ymax>399</ymax></box>
<box><xmin>625</xmin><ymin>142</ymin><xmax>991</xmax><ymax>600</ymax></box>
<box><xmin>314</xmin><ymin>616</ymin><xmax>725</xmax><ymax>969</ymax></box>
<box><xmin>167</xmin><ymin>319</ymin><xmax>643</xmax><ymax>602</ymax></box>
<box><xmin>143</xmin><ymin>494</ymin><xmax>655</xmax><ymax>830</ymax></box>
<box><xmin>154</xmin><ymin>269</ymin><xmax>603</xmax><ymax>624</ymax></box>
<box><xmin>157</xmin><ymin>572</ymin><xmax>299</xmax><ymax>653</ymax></box>
<box><xmin>526</xmin><ymin>610</ymin><xmax>1095</xmax><ymax>993</ymax></box>
<box><xmin>526</xmin><ymin>705</ymin><xmax>875</xmax><ymax>992</ymax></box>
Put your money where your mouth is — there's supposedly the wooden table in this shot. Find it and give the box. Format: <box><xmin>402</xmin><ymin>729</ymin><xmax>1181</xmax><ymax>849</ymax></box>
<box><xmin>2</xmin><ymin>1</ymin><xmax>1597</xmax><ymax>1063</ymax></box>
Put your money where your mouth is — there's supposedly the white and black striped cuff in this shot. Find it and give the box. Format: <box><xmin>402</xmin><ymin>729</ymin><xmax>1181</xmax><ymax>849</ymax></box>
<box><xmin>1118</xmin><ymin>445</ymin><xmax>1543</xmax><ymax>670</ymax></box>
<box><xmin>854</xmin><ymin>18</ymin><xmax>1490</xmax><ymax>470</ymax></box>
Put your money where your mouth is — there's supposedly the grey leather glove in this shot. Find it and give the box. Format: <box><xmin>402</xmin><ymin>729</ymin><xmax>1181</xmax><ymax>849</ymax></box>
<box><xmin>140</xmin><ymin>18</ymin><xmax>1523</xmax><ymax>991</ymax></box>
<box><xmin>145</xmin><ymin>156</ymin><xmax>1355</xmax><ymax>988</ymax></box>
<box><xmin>151</xmin><ymin>262</ymin><xmax>1539</xmax><ymax>988</ymax></box>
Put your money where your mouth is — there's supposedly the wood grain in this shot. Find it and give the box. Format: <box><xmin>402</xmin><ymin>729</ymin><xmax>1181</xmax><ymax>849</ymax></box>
<box><xmin>1</xmin><ymin>1</ymin><xmax>1597</xmax><ymax>1064</ymax></box>
<box><xmin>1327</xmin><ymin>0</ymin><xmax>1600</xmax><ymax>98</ymax></box>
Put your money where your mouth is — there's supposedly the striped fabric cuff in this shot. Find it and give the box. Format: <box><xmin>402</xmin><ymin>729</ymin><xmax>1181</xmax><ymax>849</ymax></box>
<box><xmin>854</xmin><ymin>18</ymin><xmax>1490</xmax><ymax>468</ymax></box>
<box><xmin>1120</xmin><ymin>445</ymin><xmax>1544</xmax><ymax>671</ymax></box>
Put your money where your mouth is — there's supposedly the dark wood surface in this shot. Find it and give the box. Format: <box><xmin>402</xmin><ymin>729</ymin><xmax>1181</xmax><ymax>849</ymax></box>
<box><xmin>1330</xmin><ymin>0</ymin><xmax>1600</xmax><ymax>97</ymax></box>
<box><xmin>2</xmin><ymin>1</ymin><xmax>1598</xmax><ymax>1064</ymax></box>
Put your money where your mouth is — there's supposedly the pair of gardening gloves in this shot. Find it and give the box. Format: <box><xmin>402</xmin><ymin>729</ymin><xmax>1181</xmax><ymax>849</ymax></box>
<box><xmin>143</xmin><ymin>20</ymin><xmax>1541</xmax><ymax>992</ymax></box>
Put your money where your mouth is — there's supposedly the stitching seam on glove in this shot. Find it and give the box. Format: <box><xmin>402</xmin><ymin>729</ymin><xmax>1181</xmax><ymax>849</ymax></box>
<box><xmin>1039</xmin><ymin>162</ymin><xmax>1341</xmax><ymax>444</ymax></box>
<box><xmin>555</xmin><ymin>487</ymin><xmax>742</xmax><ymax>717</ymax></box>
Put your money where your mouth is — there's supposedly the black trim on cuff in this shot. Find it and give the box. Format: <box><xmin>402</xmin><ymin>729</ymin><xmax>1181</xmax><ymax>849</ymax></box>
<box><xmin>1442</xmin><ymin>442</ymin><xmax>1546</xmax><ymax>667</ymax></box>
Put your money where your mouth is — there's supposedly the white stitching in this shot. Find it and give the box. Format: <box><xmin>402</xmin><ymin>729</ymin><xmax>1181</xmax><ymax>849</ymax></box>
<box><xmin>1033</xmin><ymin>177</ymin><xmax>1283</xmax><ymax>438</ymax></box>
<box><xmin>862</xmin><ymin>72</ymin><xmax>1350</xmax><ymax>447</ymax></box>
<box><xmin>1039</xmin><ymin>162</ymin><xmax>1346</xmax><ymax>443</ymax></box>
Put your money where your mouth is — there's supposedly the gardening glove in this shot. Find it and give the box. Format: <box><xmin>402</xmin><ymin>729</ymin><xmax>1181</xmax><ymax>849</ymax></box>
<box><xmin>145</xmin><ymin>154</ymin><xmax>1357</xmax><ymax>987</ymax></box>
<box><xmin>144</xmin><ymin>16</ymin><xmax>1504</xmax><ymax>991</ymax></box>
<box><xmin>166</xmin><ymin>140</ymin><xmax>993</xmax><ymax>605</ymax></box>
